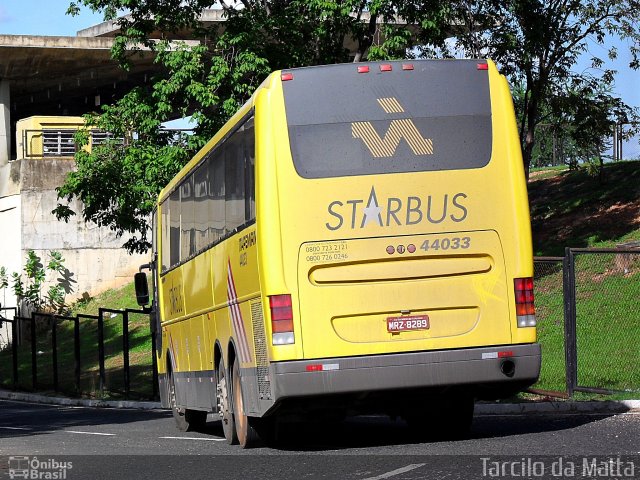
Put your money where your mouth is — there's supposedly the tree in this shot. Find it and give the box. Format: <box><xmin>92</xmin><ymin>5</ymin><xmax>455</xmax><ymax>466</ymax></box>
<box><xmin>57</xmin><ymin>0</ymin><xmax>452</xmax><ymax>253</ymax></box>
<box><xmin>450</xmin><ymin>0</ymin><xmax>640</xmax><ymax>177</ymax></box>
<box><xmin>511</xmin><ymin>74</ymin><xmax>636</xmax><ymax>176</ymax></box>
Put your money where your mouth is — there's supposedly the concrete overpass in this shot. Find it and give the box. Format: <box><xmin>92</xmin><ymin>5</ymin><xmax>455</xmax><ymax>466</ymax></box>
<box><xmin>0</xmin><ymin>15</ymin><xmax>182</xmax><ymax>320</ymax></box>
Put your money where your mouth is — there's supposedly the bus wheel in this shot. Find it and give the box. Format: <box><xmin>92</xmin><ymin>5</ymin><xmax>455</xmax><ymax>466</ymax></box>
<box><xmin>168</xmin><ymin>370</ymin><xmax>207</xmax><ymax>432</ymax></box>
<box><xmin>232</xmin><ymin>361</ymin><xmax>260</xmax><ymax>448</ymax></box>
<box><xmin>217</xmin><ymin>358</ymin><xmax>238</xmax><ymax>444</ymax></box>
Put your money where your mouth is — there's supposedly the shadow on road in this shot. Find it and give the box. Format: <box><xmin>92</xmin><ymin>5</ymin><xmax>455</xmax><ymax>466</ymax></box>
<box><xmin>195</xmin><ymin>411</ymin><xmax>617</xmax><ymax>452</ymax></box>
<box><xmin>0</xmin><ymin>399</ymin><xmax>171</xmax><ymax>439</ymax></box>
<box><xmin>0</xmin><ymin>398</ymin><xmax>622</xmax><ymax>453</ymax></box>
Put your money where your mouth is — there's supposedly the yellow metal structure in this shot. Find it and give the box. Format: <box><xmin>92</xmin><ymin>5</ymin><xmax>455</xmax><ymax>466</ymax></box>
<box><xmin>16</xmin><ymin>116</ymin><xmax>113</xmax><ymax>159</ymax></box>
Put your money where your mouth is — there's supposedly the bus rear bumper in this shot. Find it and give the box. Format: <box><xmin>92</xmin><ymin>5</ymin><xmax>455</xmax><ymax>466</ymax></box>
<box><xmin>271</xmin><ymin>343</ymin><xmax>541</xmax><ymax>401</ymax></box>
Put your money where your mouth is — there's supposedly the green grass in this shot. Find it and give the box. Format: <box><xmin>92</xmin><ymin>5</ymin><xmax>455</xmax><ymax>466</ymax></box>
<box><xmin>0</xmin><ymin>282</ymin><xmax>155</xmax><ymax>400</ymax></box>
<box><xmin>69</xmin><ymin>282</ymin><xmax>139</xmax><ymax>316</ymax></box>
<box><xmin>529</xmin><ymin>165</ymin><xmax>570</xmax><ymax>181</ymax></box>
<box><xmin>531</xmin><ymin>263</ymin><xmax>567</xmax><ymax>393</ymax></box>
<box><xmin>528</xmin><ymin>162</ymin><xmax>640</xmax><ymax>399</ymax></box>
<box><xmin>532</xmin><ymin>258</ymin><xmax>640</xmax><ymax>399</ymax></box>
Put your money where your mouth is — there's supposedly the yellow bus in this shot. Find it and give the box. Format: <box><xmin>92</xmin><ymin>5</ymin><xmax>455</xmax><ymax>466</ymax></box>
<box><xmin>135</xmin><ymin>59</ymin><xmax>540</xmax><ymax>448</ymax></box>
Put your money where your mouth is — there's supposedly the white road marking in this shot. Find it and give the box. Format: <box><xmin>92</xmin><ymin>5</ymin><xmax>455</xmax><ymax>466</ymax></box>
<box><xmin>363</xmin><ymin>464</ymin><xmax>426</xmax><ymax>480</ymax></box>
<box><xmin>66</xmin><ymin>430</ymin><xmax>116</xmax><ymax>436</ymax></box>
<box><xmin>0</xmin><ymin>426</ymin><xmax>32</xmax><ymax>430</ymax></box>
<box><xmin>159</xmin><ymin>436</ymin><xmax>226</xmax><ymax>441</ymax></box>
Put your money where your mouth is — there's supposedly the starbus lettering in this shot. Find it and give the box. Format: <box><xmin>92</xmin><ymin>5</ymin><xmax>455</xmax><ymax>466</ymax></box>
<box><xmin>325</xmin><ymin>186</ymin><xmax>468</xmax><ymax>231</ymax></box>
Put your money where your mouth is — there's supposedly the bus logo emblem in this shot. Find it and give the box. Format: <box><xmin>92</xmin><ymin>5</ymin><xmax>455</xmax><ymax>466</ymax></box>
<box><xmin>351</xmin><ymin>98</ymin><xmax>433</xmax><ymax>157</ymax></box>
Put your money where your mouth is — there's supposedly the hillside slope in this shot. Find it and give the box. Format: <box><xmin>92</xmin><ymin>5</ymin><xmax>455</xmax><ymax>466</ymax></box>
<box><xmin>528</xmin><ymin>161</ymin><xmax>640</xmax><ymax>256</ymax></box>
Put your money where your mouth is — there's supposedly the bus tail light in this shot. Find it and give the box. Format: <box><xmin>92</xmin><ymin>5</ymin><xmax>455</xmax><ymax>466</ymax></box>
<box><xmin>514</xmin><ymin>277</ymin><xmax>536</xmax><ymax>327</ymax></box>
<box><xmin>269</xmin><ymin>294</ymin><xmax>294</xmax><ymax>344</ymax></box>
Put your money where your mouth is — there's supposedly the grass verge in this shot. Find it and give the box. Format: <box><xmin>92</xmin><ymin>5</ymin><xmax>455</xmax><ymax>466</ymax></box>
<box><xmin>0</xmin><ymin>282</ymin><xmax>154</xmax><ymax>400</ymax></box>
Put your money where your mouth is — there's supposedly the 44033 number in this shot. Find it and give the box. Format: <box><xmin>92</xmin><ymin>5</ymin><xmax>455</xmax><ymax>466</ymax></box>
<box><xmin>420</xmin><ymin>236</ymin><xmax>471</xmax><ymax>252</ymax></box>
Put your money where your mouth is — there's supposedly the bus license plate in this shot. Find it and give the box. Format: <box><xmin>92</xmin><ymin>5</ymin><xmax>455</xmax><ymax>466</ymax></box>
<box><xmin>387</xmin><ymin>315</ymin><xmax>430</xmax><ymax>332</ymax></box>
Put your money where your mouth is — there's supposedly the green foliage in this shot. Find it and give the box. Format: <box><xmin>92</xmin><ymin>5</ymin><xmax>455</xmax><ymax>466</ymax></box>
<box><xmin>513</xmin><ymin>77</ymin><xmax>636</xmax><ymax>175</ymax></box>
<box><xmin>58</xmin><ymin>0</ymin><xmax>452</xmax><ymax>253</ymax></box>
<box><xmin>7</xmin><ymin>251</ymin><xmax>72</xmax><ymax>314</ymax></box>
<box><xmin>451</xmin><ymin>0</ymin><xmax>640</xmax><ymax>175</ymax></box>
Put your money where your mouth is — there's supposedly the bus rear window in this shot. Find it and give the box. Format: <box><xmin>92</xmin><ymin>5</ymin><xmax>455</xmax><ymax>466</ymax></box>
<box><xmin>282</xmin><ymin>60</ymin><xmax>492</xmax><ymax>179</ymax></box>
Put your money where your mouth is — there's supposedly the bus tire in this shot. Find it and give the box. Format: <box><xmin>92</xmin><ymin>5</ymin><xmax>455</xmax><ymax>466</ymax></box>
<box><xmin>167</xmin><ymin>370</ymin><xmax>207</xmax><ymax>432</ymax></box>
<box><xmin>232</xmin><ymin>360</ymin><xmax>261</xmax><ymax>448</ymax></box>
<box><xmin>217</xmin><ymin>358</ymin><xmax>238</xmax><ymax>444</ymax></box>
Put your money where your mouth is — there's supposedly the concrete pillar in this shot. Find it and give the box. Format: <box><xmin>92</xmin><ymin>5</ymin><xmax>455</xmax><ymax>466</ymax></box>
<box><xmin>0</xmin><ymin>79</ymin><xmax>10</xmax><ymax>166</ymax></box>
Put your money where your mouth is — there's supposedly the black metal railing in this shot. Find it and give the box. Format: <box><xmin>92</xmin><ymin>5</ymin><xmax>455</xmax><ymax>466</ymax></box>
<box><xmin>0</xmin><ymin>307</ymin><xmax>157</xmax><ymax>400</ymax></box>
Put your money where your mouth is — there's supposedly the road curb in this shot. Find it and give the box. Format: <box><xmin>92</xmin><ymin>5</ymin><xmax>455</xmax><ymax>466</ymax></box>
<box><xmin>0</xmin><ymin>389</ymin><xmax>162</xmax><ymax>410</ymax></box>
<box><xmin>476</xmin><ymin>399</ymin><xmax>640</xmax><ymax>415</ymax></box>
<box><xmin>2</xmin><ymin>388</ymin><xmax>639</xmax><ymax>414</ymax></box>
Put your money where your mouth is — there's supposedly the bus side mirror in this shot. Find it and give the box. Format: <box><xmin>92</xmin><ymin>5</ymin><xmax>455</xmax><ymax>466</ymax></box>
<box><xmin>134</xmin><ymin>272</ymin><xmax>150</xmax><ymax>307</ymax></box>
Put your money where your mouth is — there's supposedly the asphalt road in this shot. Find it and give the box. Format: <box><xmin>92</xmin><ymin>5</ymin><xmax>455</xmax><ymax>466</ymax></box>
<box><xmin>0</xmin><ymin>399</ymin><xmax>639</xmax><ymax>479</ymax></box>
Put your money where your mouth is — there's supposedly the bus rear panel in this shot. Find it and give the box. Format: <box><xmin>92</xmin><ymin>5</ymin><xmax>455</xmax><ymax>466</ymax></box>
<box><xmin>256</xmin><ymin>60</ymin><xmax>539</xmax><ymax>410</ymax></box>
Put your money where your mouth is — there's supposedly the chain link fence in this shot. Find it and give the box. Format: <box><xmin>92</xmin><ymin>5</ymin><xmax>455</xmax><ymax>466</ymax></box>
<box><xmin>532</xmin><ymin>258</ymin><xmax>566</xmax><ymax>394</ymax></box>
<box><xmin>566</xmin><ymin>248</ymin><xmax>640</xmax><ymax>395</ymax></box>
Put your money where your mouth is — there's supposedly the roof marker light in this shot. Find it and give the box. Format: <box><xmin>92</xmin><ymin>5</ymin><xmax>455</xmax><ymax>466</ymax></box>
<box><xmin>281</xmin><ymin>72</ymin><xmax>294</xmax><ymax>81</ymax></box>
<box><xmin>380</xmin><ymin>64</ymin><xmax>392</xmax><ymax>72</ymax></box>
<box><xmin>477</xmin><ymin>63</ymin><xmax>489</xmax><ymax>70</ymax></box>
<box><xmin>357</xmin><ymin>65</ymin><xmax>370</xmax><ymax>73</ymax></box>
<box><xmin>402</xmin><ymin>64</ymin><xmax>414</xmax><ymax>71</ymax></box>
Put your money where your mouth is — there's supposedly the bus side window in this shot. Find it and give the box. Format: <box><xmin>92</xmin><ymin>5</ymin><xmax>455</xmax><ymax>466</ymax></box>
<box><xmin>225</xmin><ymin>127</ymin><xmax>246</xmax><ymax>233</ymax></box>
<box><xmin>244</xmin><ymin>117</ymin><xmax>255</xmax><ymax>222</ymax></box>
<box><xmin>180</xmin><ymin>175</ymin><xmax>195</xmax><ymax>261</ymax></box>
<box><xmin>169</xmin><ymin>188</ymin><xmax>181</xmax><ymax>268</ymax></box>
<box><xmin>208</xmin><ymin>149</ymin><xmax>225</xmax><ymax>243</ymax></box>
<box><xmin>160</xmin><ymin>201</ymin><xmax>170</xmax><ymax>272</ymax></box>
<box><xmin>194</xmin><ymin>163</ymin><xmax>209</xmax><ymax>252</ymax></box>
